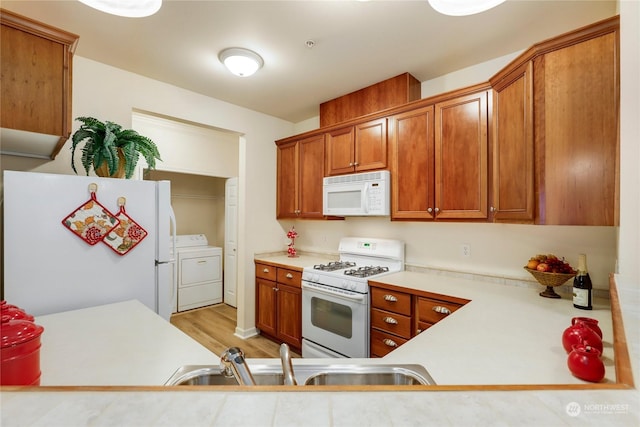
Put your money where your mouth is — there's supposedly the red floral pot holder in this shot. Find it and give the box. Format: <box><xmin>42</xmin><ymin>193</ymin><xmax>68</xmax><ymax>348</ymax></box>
<box><xmin>102</xmin><ymin>197</ymin><xmax>148</xmax><ymax>255</ymax></box>
<box><xmin>61</xmin><ymin>184</ymin><xmax>119</xmax><ymax>245</ymax></box>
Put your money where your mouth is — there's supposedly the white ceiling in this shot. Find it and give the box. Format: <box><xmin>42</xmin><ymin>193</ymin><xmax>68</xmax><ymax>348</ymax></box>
<box><xmin>2</xmin><ymin>1</ymin><xmax>617</xmax><ymax>123</ymax></box>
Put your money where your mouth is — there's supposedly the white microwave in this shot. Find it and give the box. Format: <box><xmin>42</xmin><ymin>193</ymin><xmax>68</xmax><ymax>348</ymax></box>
<box><xmin>323</xmin><ymin>170</ymin><xmax>390</xmax><ymax>216</ymax></box>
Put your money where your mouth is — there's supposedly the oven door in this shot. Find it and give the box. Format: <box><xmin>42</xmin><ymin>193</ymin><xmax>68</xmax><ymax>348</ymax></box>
<box><xmin>301</xmin><ymin>281</ymin><xmax>369</xmax><ymax>358</ymax></box>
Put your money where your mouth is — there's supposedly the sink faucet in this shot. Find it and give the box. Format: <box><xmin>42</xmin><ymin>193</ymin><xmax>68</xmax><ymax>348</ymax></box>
<box><xmin>220</xmin><ymin>347</ymin><xmax>256</xmax><ymax>385</ymax></box>
<box><xmin>280</xmin><ymin>343</ymin><xmax>297</xmax><ymax>385</ymax></box>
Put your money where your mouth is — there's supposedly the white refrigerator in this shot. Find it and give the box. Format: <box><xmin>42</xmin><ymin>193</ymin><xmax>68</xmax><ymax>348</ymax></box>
<box><xmin>3</xmin><ymin>171</ymin><xmax>176</xmax><ymax>320</ymax></box>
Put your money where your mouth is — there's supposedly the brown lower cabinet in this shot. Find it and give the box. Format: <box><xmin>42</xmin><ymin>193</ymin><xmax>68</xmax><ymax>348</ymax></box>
<box><xmin>255</xmin><ymin>262</ymin><xmax>302</xmax><ymax>351</ymax></box>
<box><xmin>369</xmin><ymin>283</ymin><xmax>469</xmax><ymax>357</ymax></box>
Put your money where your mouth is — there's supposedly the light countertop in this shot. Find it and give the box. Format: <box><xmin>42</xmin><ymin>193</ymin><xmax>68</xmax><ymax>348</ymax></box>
<box><xmin>2</xmin><ymin>272</ymin><xmax>638</xmax><ymax>426</ymax></box>
<box><xmin>34</xmin><ymin>300</ymin><xmax>218</xmax><ymax>386</ymax></box>
<box><xmin>373</xmin><ymin>271</ymin><xmax>615</xmax><ymax>385</ymax></box>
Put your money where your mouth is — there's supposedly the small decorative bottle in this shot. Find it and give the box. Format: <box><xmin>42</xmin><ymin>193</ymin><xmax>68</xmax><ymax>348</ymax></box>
<box><xmin>573</xmin><ymin>254</ymin><xmax>593</xmax><ymax>310</ymax></box>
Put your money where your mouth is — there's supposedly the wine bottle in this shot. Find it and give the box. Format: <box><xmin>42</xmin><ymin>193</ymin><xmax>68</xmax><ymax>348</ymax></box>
<box><xmin>573</xmin><ymin>254</ymin><xmax>593</xmax><ymax>310</ymax></box>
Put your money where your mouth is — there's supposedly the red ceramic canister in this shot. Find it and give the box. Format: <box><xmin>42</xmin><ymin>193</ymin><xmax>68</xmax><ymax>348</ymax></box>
<box><xmin>562</xmin><ymin>320</ymin><xmax>603</xmax><ymax>354</ymax></box>
<box><xmin>571</xmin><ymin>316</ymin><xmax>603</xmax><ymax>339</ymax></box>
<box><xmin>567</xmin><ymin>344</ymin><xmax>605</xmax><ymax>382</ymax></box>
<box><xmin>1</xmin><ymin>315</ymin><xmax>45</xmax><ymax>385</ymax></box>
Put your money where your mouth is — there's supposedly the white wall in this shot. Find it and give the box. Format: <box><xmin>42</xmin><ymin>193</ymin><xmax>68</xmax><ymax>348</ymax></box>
<box><xmin>617</xmin><ymin>0</ymin><xmax>640</xmax><ymax>282</ymax></box>
<box><xmin>1</xmin><ymin>56</ymin><xmax>294</xmax><ymax>334</ymax></box>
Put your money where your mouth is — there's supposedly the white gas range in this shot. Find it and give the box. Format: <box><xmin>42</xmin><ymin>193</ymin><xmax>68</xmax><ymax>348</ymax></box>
<box><xmin>301</xmin><ymin>237</ymin><xmax>405</xmax><ymax>358</ymax></box>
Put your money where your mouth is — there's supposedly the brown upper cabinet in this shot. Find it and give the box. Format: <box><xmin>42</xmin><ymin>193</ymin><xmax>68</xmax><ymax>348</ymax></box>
<box><xmin>0</xmin><ymin>9</ymin><xmax>79</xmax><ymax>159</ymax></box>
<box><xmin>325</xmin><ymin>118</ymin><xmax>388</xmax><ymax>176</ymax></box>
<box><xmin>533</xmin><ymin>25</ymin><xmax>619</xmax><ymax>226</ymax></box>
<box><xmin>276</xmin><ymin>15</ymin><xmax>620</xmax><ymax>226</ymax></box>
<box><xmin>276</xmin><ymin>134</ymin><xmax>325</xmax><ymax>219</ymax></box>
<box><xmin>434</xmin><ymin>89</ymin><xmax>489</xmax><ymax>220</ymax></box>
<box><xmin>389</xmin><ymin>86</ymin><xmax>489</xmax><ymax>221</ymax></box>
<box><xmin>490</xmin><ymin>61</ymin><xmax>535</xmax><ymax>222</ymax></box>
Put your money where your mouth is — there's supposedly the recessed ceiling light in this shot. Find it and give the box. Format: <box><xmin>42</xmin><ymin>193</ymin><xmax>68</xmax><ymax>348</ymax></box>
<box><xmin>78</xmin><ymin>0</ymin><xmax>162</xmax><ymax>18</ymax></box>
<box><xmin>428</xmin><ymin>0</ymin><xmax>506</xmax><ymax>16</ymax></box>
<box><xmin>219</xmin><ymin>48</ymin><xmax>264</xmax><ymax>77</ymax></box>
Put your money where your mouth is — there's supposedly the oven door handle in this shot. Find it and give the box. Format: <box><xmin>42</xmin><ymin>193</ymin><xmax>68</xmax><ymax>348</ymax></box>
<box><xmin>302</xmin><ymin>282</ymin><xmax>366</xmax><ymax>302</ymax></box>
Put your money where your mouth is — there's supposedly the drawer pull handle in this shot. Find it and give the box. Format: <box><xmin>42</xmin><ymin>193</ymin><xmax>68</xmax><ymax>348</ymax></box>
<box><xmin>383</xmin><ymin>338</ymin><xmax>398</xmax><ymax>348</ymax></box>
<box><xmin>432</xmin><ymin>306</ymin><xmax>451</xmax><ymax>315</ymax></box>
<box><xmin>383</xmin><ymin>294</ymin><xmax>398</xmax><ymax>302</ymax></box>
<box><xmin>263</xmin><ymin>268</ymin><xmax>270</xmax><ymax>273</ymax></box>
<box><xmin>286</xmin><ymin>273</ymin><xmax>293</xmax><ymax>279</ymax></box>
<box><xmin>198</xmin><ymin>260</ymin><xmax>207</xmax><ymax>264</ymax></box>
<box><xmin>383</xmin><ymin>317</ymin><xmax>398</xmax><ymax>325</ymax></box>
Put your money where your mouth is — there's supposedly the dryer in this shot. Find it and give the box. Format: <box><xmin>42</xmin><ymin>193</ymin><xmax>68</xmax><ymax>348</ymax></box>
<box><xmin>175</xmin><ymin>234</ymin><xmax>223</xmax><ymax>312</ymax></box>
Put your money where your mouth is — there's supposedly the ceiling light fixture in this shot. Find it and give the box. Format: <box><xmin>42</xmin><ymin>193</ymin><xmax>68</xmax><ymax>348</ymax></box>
<box><xmin>78</xmin><ymin>0</ymin><xmax>162</xmax><ymax>18</ymax></box>
<box><xmin>428</xmin><ymin>0</ymin><xmax>506</xmax><ymax>16</ymax></box>
<box><xmin>218</xmin><ymin>48</ymin><xmax>264</xmax><ymax>77</ymax></box>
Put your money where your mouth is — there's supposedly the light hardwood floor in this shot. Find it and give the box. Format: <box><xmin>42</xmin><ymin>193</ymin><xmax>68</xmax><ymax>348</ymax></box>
<box><xmin>170</xmin><ymin>303</ymin><xmax>300</xmax><ymax>359</ymax></box>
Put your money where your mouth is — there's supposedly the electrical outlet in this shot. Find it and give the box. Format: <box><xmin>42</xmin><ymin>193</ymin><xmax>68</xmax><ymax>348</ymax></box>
<box><xmin>461</xmin><ymin>244</ymin><xmax>471</xmax><ymax>258</ymax></box>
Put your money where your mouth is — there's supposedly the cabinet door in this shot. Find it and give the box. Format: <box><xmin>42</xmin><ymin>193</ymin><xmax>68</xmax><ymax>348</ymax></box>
<box><xmin>325</xmin><ymin>126</ymin><xmax>355</xmax><ymax>175</ymax></box>
<box><xmin>536</xmin><ymin>32</ymin><xmax>618</xmax><ymax>225</ymax></box>
<box><xmin>492</xmin><ymin>61</ymin><xmax>534</xmax><ymax>222</ymax></box>
<box><xmin>276</xmin><ymin>141</ymin><xmax>298</xmax><ymax>218</ymax></box>
<box><xmin>389</xmin><ymin>106</ymin><xmax>435</xmax><ymax>219</ymax></box>
<box><xmin>255</xmin><ymin>278</ymin><xmax>277</xmax><ymax>337</ymax></box>
<box><xmin>355</xmin><ymin>118</ymin><xmax>387</xmax><ymax>172</ymax></box>
<box><xmin>435</xmin><ymin>91</ymin><xmax>488</xmax><ymax>219</ymax></box>
<box><xmin>276</xmin><ymin>283</ymin><xmax>302</xmax><ymax>349</ymax></box>
<box><xmin>0</xmin><ymin>11</ymin><xmax>78</xmax><ymax>159</ymax></box>
<box><xmin>298</xmin><ymin>134</ymin><xmax>326</xmax><ymax>218</ymax></box>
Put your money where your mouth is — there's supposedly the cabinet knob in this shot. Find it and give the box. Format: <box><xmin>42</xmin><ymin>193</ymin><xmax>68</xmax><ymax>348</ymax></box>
<box><xmin>383</xmin><ymin>338</ymin><xmax>398</xmax><ymax>348</ymax></box>
<box><xmin>432</xmin><ymin>306</ymin><xmax>451</xmax><ymax>315</ymax></box>
<box><xmin>383</xmin><ymin>294</ymin><xmax>398</xmax><ymax>302</ymax></box>
<box><xmin>490</xmin><ymin>206</ymin><xmax>496</xmax><ymax>213</ymax></box>
<box><xmin>273</xmin><ymin>287</ymin><xmax>278</xmax><ymax>292</ymax></box>
<box><xmin>434</xmin><ymin>207</ymin><xmax>440</xmax><ymax>214</ymax></box>
<box><xmin>263</xmin><ymin>268</ymin><xmax>270</xmax><ymax>273</ymax></box>
<box><xmin>286</xmin><ymin>273</ymin><xmax>293</xmax><ymax>279</ymax></box>
<box><xmin>427</xmin><ymin>207</ymin><xmax>433</xmax><ymax>213</ymax></box>
<box><xmin>417</xmin><ymin>329</ymin><xmax>423</xmax><ymax>334</ymax></box>
<box><xmin>383</xmin><ymin>316</ymin><xmax>398</xmax><ymax>325</ymax></box>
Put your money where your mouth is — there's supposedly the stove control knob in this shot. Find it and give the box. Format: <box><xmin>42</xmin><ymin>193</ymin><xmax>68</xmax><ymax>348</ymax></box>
<box><xmin>341</xmin><ymin>280</ymin><xmax>348</xmax><ymax>289</ymax></box>
<box><xmin>350</xmin><ymin>282</ymin><xmax>357</xmax><ymax>291</ymax></box>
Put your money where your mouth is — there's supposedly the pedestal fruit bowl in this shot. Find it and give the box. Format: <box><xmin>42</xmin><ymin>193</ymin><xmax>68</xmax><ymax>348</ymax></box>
<box><xmin>524</xmin><ymin>254</ymin><xmax>576</xmax><ymax>299</ymax></box>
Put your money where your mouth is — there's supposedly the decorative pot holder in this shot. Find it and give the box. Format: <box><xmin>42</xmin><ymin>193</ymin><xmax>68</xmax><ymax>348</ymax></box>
<box><xmin>102</xmin><ymin>197</ymin><xmax>148</xmax><ymax>256</ymax></box>
<box><xmin>61</xmin><ymin>183</ymin><xmax>119</xmax><ymax>245</ymax></box>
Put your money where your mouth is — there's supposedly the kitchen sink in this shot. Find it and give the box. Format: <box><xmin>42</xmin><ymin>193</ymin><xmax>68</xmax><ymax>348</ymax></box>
<box><xmin>302</xmin><ymin>366</ymin><xmax>431</xmax><ymax>386</ymax></box>
<box><xmin>164</xmin><ymin>365</ymin><xmax>284</xmax><ymax>386</ymax></box>
<box><xmin>165</xmin><ymin>364</ymin><xmax>435</xmax><ymax>386</ymax></box>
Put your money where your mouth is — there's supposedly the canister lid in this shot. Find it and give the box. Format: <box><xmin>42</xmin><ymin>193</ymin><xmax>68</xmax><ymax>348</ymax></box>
<box><xmin>1</xmin><ymin>316</ymin><xmax>44</xmax><ymax>348</ymax></box>
<box><xmin>1</xmin><ymin>301</ymin><xmax>34</xmax><ymax>322</ymax></box>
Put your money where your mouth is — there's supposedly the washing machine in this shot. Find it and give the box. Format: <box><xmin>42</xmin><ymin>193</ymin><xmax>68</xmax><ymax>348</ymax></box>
<box><xmin>175</xmin><ymin>234</ymin><xmax>223</xmax><ymax>312</ymax></box>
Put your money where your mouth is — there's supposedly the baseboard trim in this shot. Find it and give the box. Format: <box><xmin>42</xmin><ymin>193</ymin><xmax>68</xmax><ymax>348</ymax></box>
<box><xmin>234</xmin><ymin>326</ymin><xmax>258</xmax><ymax>340</ymax></box>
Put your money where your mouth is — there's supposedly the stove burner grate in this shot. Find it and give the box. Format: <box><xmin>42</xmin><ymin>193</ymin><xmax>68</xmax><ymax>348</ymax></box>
<box><xmin>313</xmin><ymin>261</ymin><xmax>356</xmax><ymax>272</ymax></box>
<box><xmin>343</xmin><ymin>266</ymin><xmax>390</xmax><ymax>278</ymax></box>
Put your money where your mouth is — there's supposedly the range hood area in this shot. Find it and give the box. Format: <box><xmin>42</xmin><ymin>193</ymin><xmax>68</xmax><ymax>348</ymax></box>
<box><xmin>0</xmin><ymin>128</ymin><xmax>67</xmax><ymax>159</ymax></box>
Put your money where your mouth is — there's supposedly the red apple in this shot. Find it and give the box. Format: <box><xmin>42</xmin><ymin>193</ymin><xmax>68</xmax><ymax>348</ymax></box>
<box><xmin>537</xmin><ymin>263</ymin><xmax>549</xmax><ymax>272</ymax></box>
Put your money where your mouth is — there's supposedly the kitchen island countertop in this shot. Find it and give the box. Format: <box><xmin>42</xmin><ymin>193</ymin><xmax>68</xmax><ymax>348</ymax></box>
<box><xmin>2</xmin><ymin>274</ymin><xmax>637</xmax><ymax>426</ymax></box>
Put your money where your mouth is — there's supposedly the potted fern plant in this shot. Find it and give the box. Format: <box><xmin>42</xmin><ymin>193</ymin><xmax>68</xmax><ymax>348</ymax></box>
<box><xmin>70</xmin><ymin>116</ymin><xmax>161</xmax><ymax>179</ymax></box>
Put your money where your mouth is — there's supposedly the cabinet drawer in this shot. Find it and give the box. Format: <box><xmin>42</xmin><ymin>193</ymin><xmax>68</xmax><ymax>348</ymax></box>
<box><xmin>416</xmin><ymin>297</ymin><xmax>463</xmax><ymax>324</ymax></box>
<box><xmin>277</xmin><ymin>268</ymin><xmax>302</xmax><ymax>287</ymax></box>
<box><xmin>370</xmin><ymin>287</ymin><xmax>412</xmax><ymax>315</ymax></box>
<box><xmin>370</xmin><ymin>308</ymin><xmax>412</xmax><ymax>339</ymax></box>
<box><xmin>370</xmin><ymin>329</ymin><xmax>408</xmax><ymax>358</ymax></box>
<box><xmin>255</xmin><ymin>263</ymin><xmax>277</xmax><ymax>281</ymax></box>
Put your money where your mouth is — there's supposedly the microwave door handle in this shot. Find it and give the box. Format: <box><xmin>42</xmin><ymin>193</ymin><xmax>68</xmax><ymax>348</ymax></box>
<box><xmin>363</xmin><ymin>183</ymin><xmax>369</xmax><ymax>213</ymax></box>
